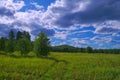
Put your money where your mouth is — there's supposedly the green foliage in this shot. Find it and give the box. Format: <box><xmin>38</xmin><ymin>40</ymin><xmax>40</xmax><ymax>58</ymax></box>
<box><xmin>34</xmin><ymin>32</ymin><xmax>50</xmax><ymax>56</ymax></box>
<box><xmin>5</xmin><ymin>40</ymin><xmax>14</xmax><ymax>53</ymax></box>
<box><xmin>16</xmin><ymin>31</ymin><xmax>23</xmax><ymax>40</ymax></box>
<box><xmin>16</xmin><ymin>31</ymin><xmax>31</xmax><ymax>40</ymax></box>
<box><xmin>9</xmin><ymin>30</ymin><xmax>15</xmax><ymax>40</ymax></box>
<box><xmin>86</xmin><ymin>46</ymin><xmax>93</xmax><ymax>53</ymax></box>
<box><xmin>15</xmin><ymin>38</ymin><xmax>32</xmax><ymax>55</ymax></box>
<box><xmin>0</xmin><ymin>30</ymin><xmax>32</xmax><ymax>54</ymax></box>
<box><xmin>0</xmin><ymin>37</ymin><xmax>6</xmax><ymax>51</ymax></box>
<box><xmin>23</xmin><ymin>31</ymin><xmax>31</xmax><ymax>41</ymax></box>
<box><xmin>6</xmin><ymin>30</ymin><xmax>15</xmax><ymax>53</ymax></box>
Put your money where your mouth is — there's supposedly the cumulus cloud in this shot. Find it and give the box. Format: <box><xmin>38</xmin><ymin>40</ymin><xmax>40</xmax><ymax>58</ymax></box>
<box><xmin>0</xmin><ymin>0</ymin><xmax>25</xmax><ymax>24</ymax></box>
<box><xmin>94</xmin><ymin>20</ymin><xmax>120</xmax><ymax>35</ymax></box>
<box><xmin>0</xmin><ymin>0</ymin><xmax>54</xmax><ymax>39</ymax></box>
<box><xmin>0</xmin><ymin>0</ymin><xmax>120</xmax><ymax>48</ymax></box>
<box><xmin>1</xmin><ymin>0</ymin><xmax>120</xmax><ymax>36</ymax></box>
<box><xmin>0</xmin><ymin>0</ymin><xmax>25</xmax><ymax>23</ymax></box>
<box><xmin>0</xmin><ymin>0</ymin><xmax>25</xmax><ymax>11</ymax></box>
<box><xmin>70</xmin><ymin>38</ymin><xmax>88</xmax><ymax>47</ymax></box>
<box><xmin>43</xmin><ymin>0</ymin><xmax>120</xmax><ymax>28</ymax></box>
<box><xmin>72</xmin><ymin>38</ymin><xmax>87</xmax><ymax>45</ymax></box>
<box><xmin>31</xmin><ymin>2</ymin><xmax>44</xmax><ymax>10</ymax></box>
<box><xmin>54</xmin><ymin>31</ymin><xmax>69</xmax><ymax>40</ymax></box>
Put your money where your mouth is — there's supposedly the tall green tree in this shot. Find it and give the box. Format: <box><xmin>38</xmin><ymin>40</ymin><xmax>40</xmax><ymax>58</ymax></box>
<box><xmin>9</xmin><ymin>30</ymin><xmax>15</xmax><ymax>40</ymax></box>
<box><xmin>23</xmin><ymin>31</ymin><xmax>31</xmax><ymax>41</ymax></box>
<box><xmin>0</xmin><ymin>37</ymin><xmax>6</xmax><ymax>51</ymax></box>
<box><xmin>16</xmin><ymin>31</ymin><xmax>23</xmax><ymax>40</ymax></box>
<box><xmin>16</xmin><ymin>38</ymin><xmax>32</xmax><ymax>55</ymax></box>
<box><xmin>86</xmin><ymin>46</ymin><xmax>93</xmax><ymax>53</ymax></box>
<box><xmin>6</xmin><ymin>30</ymin><xmax>15</xmax><ymax>52</ymax></box>
<box><xmin>34</xmin><ymin>32</ymin><xmax>50</xmax><ymax>56</ymax></box>
<box><xmin>16</xmin><ymin>31</ymin><xmax>31</xmax><ymax>40</ymax></box>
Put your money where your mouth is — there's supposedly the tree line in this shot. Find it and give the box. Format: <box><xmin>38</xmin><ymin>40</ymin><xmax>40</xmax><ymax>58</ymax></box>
<box><xmin>0</xmin><ymin>30</ymin><xmax>120</xmax><ymax>55</ymax></box>
<box><xmin>0</xmin><ymin>30</ymin><xmax>50</xmax><ymax>56</ymax></box>
<box><xmin>51</xmin><ymin>45</ymin><xmax>120</xmax><ymax>54</ymax></box>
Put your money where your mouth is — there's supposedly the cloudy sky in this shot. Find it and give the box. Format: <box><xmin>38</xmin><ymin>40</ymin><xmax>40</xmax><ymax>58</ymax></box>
<box><xmin>0</xmin><ymin>0</ymin><xmax>120</xmax><ymax>49</ymax></box>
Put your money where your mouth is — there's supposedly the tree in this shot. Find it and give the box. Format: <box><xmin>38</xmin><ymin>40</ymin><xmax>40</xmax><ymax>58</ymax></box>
<box><xmin>23</xmin><ymin>31</ymin><xmax>31</xmax><ymax>41</ymax></box>
<box><xmin>16</xmin><ymin>38</ymin><xmax>32</xmax><ymax>55</ymax></box>
<box><xmin>86</xmin><ymin>46</ymin><xmax>93</xmax><ymax>53</ymax></box>
<box><xmin>16</xmin><ymin>31</ymin><xmax>23</xmax><ymax>40</ymax></box>
<box><xmin>34</xmin><ymin>32</ymin><xmax>50</xmax><ymax>56</ymax></box>
<box><xmin>16</xmin><ymin>31</ymin><xmax>31</xmax><ymax>40</ymax></box>
<box><xmin>0</xmin><ymin>37</ymin><xmax>6</xmax><ymax>51</ymax></box>
<box><xmin>9</xmin><ymin>30</ymin><xmax>15</xmax><ymax>40</ymax></box>
<box><xmin>6</xmin><ymin>30</ymin><xmax>15</xmax><ymax>52</ymax></box>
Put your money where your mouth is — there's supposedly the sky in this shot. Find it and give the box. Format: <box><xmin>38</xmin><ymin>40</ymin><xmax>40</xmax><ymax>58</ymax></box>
<box><xmin>0</xmin><ymin>0</ymin><xmax>120</xmax><ymax>49</ymax></box>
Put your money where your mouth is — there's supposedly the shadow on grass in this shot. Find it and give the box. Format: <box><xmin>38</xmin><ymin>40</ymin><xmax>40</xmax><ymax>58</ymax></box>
<box><xmin>9</xmin><ymin>54</ymin><xmax>36</xmax><ymax>58</ymax></box>
<box><xmin>0</xmin><ymin>51</ymin><xmax>69</xmax><ymax>64</ymax></box>
<box><xmin>0</xmin><ymin>51</ymin><xmax>8</xmax><ymax>56</ymax></box>
<box><xmin>6</xmin><ymin>51</ymin><xmax>37</xmax><ymax>58</ymax></box>
<box><xmin>39</xmin><ymin>56</ymin><xmax>69</xmax><ymax>64</ymax></box>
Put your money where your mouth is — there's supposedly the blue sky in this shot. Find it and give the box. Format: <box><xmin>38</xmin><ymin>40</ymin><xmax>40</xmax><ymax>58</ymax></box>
<box><xmin>0</xmin><ymin>0</ymin><xmax>120</xmax><ymax>49</ymax></box>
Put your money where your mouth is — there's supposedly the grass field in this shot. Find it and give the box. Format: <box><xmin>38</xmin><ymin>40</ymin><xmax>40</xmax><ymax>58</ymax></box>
<box><xmin>0</xmin><ymin>52</ymin><xmax>120</xmax><ymax>80</ymax></box>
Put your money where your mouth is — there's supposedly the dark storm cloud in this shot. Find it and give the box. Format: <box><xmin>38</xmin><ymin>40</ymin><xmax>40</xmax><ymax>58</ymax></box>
<box><xmin>53</xmin><ymin>0</ymin><xmax>120</xmax><ymax>27</ymax></box>
<box><xmin>0</xmin><ymin>7</ymin><xmax>14</xmax><ymax>16</ymax></box>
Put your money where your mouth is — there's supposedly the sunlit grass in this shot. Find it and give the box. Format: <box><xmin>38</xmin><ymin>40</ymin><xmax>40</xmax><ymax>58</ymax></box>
<box><xmin>0</xmin><ymin>52</ymin><xmax>120</xmax><ymax>80</ymax></box>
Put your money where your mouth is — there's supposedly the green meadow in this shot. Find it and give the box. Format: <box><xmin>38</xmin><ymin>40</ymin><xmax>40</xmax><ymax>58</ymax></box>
<box><xmin>0</xmin><ymin>52</ymin><xmax>120</xmax><ymax>80</ymax></box>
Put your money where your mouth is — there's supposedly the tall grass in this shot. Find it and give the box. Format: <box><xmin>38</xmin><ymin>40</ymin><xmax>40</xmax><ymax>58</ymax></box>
<box><xmin>0</xmin><ymin>52</ymin><xmax>120</xmax><ymax>80</ymax></box>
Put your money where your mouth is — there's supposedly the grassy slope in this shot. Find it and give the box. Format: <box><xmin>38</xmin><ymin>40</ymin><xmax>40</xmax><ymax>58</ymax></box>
<box><xmin>0</xmin><ymin>52</ymin><xmax>120</xmax><ymax>80</ymax></box>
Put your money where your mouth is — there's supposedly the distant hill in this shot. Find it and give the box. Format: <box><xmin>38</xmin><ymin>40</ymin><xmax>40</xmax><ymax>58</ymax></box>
<box><xmin>50</xmin><ymin>44</ymin><xmax>85</xmax><ymax>52</ymax></box>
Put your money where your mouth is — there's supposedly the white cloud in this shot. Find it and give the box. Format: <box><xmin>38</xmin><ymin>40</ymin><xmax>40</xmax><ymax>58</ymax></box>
<box><xmin>0</xmin><ymin>0</ymin><xmax>120</xmax><ymax>49</ymax></box>
<box><xmin>31</xmin><ymin>2</ymin><xmax>44</xmax><ymax>10</ymax></box>
<box><xmin>70</xmin><ymin>38</ymin><xmax>88</xmax><ymax>47</ymax></box>
<box><xmin>0</xmin><ymin>0</ymin><xmax>25</xmax><ymax>24</ymax></box>
<box><xmin>54</xmin><ymin>31</ymin><xmax>69</xmax><ymax>40</ymax></box>
<box><xmin>91</xmin><ymin>36</ymin><xmax>113</xmax><ymax>43</ymax></box>
<box><xmin>0</xmin><ymin>0</ymin><xmax>53</xmax><ymax>39</ymax></box>
<box><xmin>94</xmin><ymin>20</ymin><xmax>120</xmax><ymax>34</ymax></box>
<box><xmin>0</xmin><ymin>0</ymin><xmax>25</xmax><ymax>11</ymax></box>
<box><xmin>0</xmin><ymin>16</ymin><xmax>14</xmax><ymax>24</ymax></box>
<box><xmin>72</xmin><ymin>38</ymin><xmax>87</xmax><ymax>44</ymax></box>
<box><xmin>14</xmin><ymin>10</ymin><xmax>43</xmax><ymax>25</ymax></box>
